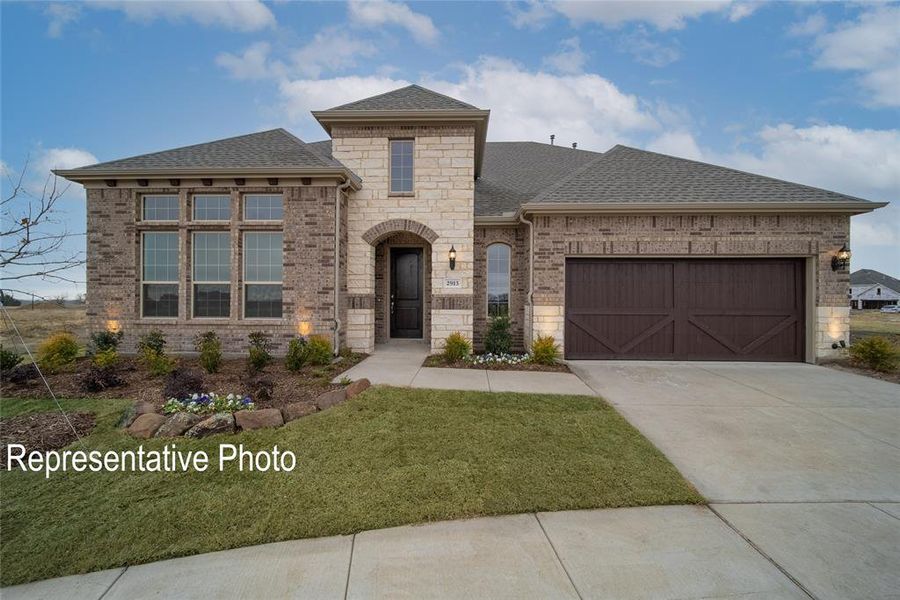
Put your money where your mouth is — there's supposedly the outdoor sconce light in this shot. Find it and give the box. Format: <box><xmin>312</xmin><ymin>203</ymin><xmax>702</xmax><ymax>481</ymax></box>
<box><xmin>831</xmin><ymin>245</ymin><xmax>851</xmax><ymax>271</ymax></box>
<box><xmin>449</xmin><ymin>246</ymin><xmax>457</xmax><ymax>270</ymax></box>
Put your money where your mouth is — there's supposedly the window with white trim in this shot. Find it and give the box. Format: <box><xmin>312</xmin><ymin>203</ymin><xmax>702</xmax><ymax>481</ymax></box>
<box><xmin>244</xmin><ymin>194</ymin><xmax>283</xmax><ymax>221</ymax></box>
<box><xmin>193</xmin><ymin>195</ymin><xmax>231</xmax><ymax>221</ymax></box>
<box><xmin>487</xmin><ymin>243</ymin><xmax>510</xmax><ymax>318</ymax></box>
<box><xmin>142</xmin><ymin>195</ymin><xmax>179</xmax><ymax>221</ymax></box>
<box><xmin>390</xmin><ymin>139</ymin><xmax>414</xmax><ymax>194</ymax></box>
<box><xmin>244</xmin><ymin>232</ymin><xmax>283</xmax><ymax>318</ymax></box>
<box><xmin>141</xmin><ymin>232</ymin><xmax>179</xmax><ymax>317</ymax></box>
<box><xmin>192</xmin><ymin>232</ymin><xmax>230</xmax><ymax>318</ymax></box>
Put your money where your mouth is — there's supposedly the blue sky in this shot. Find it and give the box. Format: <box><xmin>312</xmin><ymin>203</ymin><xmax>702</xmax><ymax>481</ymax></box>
<box><xmin>2</xmin><ymin>0</ymin><xmax>898</xmax><ymax>298</ymax></box>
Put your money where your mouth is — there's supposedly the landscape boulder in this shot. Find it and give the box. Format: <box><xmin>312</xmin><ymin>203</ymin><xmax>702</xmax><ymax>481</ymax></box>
<box><xmin>118</xmin><ymin>400</ymin><xmax>157</xmax><ymax>428</ymax></box>
<box><xmin>185</xmin><ymin>413</ymin><xmax>235</xmax><ymax>438</ymax></box>
<box><xmin>315</xmin><ymin>388</ymin><xmax>347</xmax><ymax>411</ymax></box>
<box><xmin>281</xmin><ymin>403</ymin><xmax>317</xmax><ymax>423</ymax></box>
<box><xmin>127</xmin><ymin>413</ymin><xmax>168</xmax><ymax>439</ymax></box>
<box><xmin>155</xmin><ymin>412</ymin><xmax>202</xmax><ymax>437</ymax></box>
<box><xmin>235</xmin><ymin>408</ymin><xmax>283</xmax><ymax>431</ymax></box>
<box><xmin>345</xmin><ymin>378</ymin><xmax>371</xmax><ymax>399</ymax></box>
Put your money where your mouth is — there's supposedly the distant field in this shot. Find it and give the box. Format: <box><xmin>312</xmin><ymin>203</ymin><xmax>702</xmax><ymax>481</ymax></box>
<box><xmin>0</xmin><ymin>305</ymin><xmax>88</xmax><ymax>352</ymax></box>
<box><xmin>850</xmin><ymin>309</ymin><xmax>900</xmax><ymax>344</ymax></box>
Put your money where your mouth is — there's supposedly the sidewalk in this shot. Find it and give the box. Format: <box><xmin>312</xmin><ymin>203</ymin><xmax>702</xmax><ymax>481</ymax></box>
<box><xmin>4</xmin><ymin>505</ymin><xmax>811</xmax><ymax>600</ymax></box>
<box><xmin>334</xmin><ymin>340</ymin><xmax>594</xmax><ymax>395</ymax></box>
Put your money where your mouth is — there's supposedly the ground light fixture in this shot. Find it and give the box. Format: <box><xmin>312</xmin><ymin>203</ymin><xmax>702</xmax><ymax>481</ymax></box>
<box><xmin>449</xmin><ymin>245</ymin><xmax>457</xmax><ymax>270</ymax></box>
<box><xmin>831</xmin><ymin>244</ymin><xmax>851</xmax><ymax>271</ymax></box>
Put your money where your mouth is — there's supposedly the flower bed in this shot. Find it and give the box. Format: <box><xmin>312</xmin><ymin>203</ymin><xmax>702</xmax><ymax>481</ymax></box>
<box><xmin>163</xmin><ymin>392</ymin><xmax>254</xmax><ymax>415</ymax></box>
<box><xmin>423</xmin><ymin>353</ymin><xmax>570</xmax><ymax>372</ymax></box>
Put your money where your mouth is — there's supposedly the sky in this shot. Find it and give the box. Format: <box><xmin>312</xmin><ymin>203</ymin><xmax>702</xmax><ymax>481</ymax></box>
<box><xmin>1</xmin><ymin>0</ymin><xmax>898</xmax><ymax>298</ymax></box>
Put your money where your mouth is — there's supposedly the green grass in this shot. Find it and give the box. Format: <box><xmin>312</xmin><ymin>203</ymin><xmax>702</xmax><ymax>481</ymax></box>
<box><xmin>0</xmin><ymin>388</ymin><xmax>702</xmax><ymax>586</ymax></box>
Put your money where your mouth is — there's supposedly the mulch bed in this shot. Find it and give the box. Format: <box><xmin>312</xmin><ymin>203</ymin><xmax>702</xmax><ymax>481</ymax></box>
<box><xmin>422</xmin><ymin>355</ymin><xmax>570</xmax><ymax>373</ymax></box>
<box><xmin>821</xmin><ymin>359</ymin><xmax>900</xmax><ymax>385</ymax></box>
<box><xmin>3</xmin><ymin>353</ymin><xmax>367</xmax><ymax>412</ymax></box>
<box><xmin>1</xmin><ymin>412</ymin><xmax>96</xmax><ymax>466</ymax></box>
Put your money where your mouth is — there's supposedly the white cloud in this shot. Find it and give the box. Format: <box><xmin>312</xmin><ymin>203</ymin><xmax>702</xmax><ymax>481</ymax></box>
<box><xmin>506</xmin><ymin>0</ymin><xmax>555</xmax><ymax>30</ymax></box>
<box><xmin>617</xmin><ymin>26</ymin><xmax>681</xmax><ymax>67</ymax></box>
<box><xmin>278</xmin><ymin>75</ymin><xmax>411</xmax><ymax>122</ymax></box>
<box><xmin>90</xmin><ymin>0</ymin><xmax>275</xmax><ymax>32</ymax></box>
<box><xmin>647</xmin><ymin>131</ymin><xmax>704</xmax><ymax>160</ymax></box>
<box><xmin>36</xmin><ymin>148</ymin><xmax>98</xmax><ymax>175</ymax></box>
<box><xmin>543</xmin><ymin>37</ymin><xmax>588</xmax><ymax>74</ymax></box>
<box><xmin>788</xmin><ymin>13</ymin><xmax>826</xmax><ymax>37</ymax></box>
<box><xmin>727</xmin><ymin>2</ymin><xmax>759</xmax><ymax>23</ymax></box>
<box><xmin>216</xmin><ymin>42</ymin><xmax>285</xmax><ymax>80</ymax></box>
<box><xmin>553</xmin><ymin>0</ymin><xmax>744</xmax><ymax>31</ymax></box>
<box><xmin>291</xmin><ymin>28</ymin><xmax>378</xmax><ymax>78</ymax></box>
<box><xmin>348</xmin><ymin>0</ymin><xmax>439</xmax><ymax>44</ymax></box>
<box><xmin>44</xmin><ymin>3</ymin><xmax>81</xmax><ymax>37</ymax></box>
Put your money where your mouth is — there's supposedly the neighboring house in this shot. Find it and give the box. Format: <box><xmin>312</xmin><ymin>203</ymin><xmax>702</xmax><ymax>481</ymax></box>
<box><xmin>57</xmin><ymin>85</ymin><xmax>888</xmax><ymax>363</ymax></box>
<box><xmin>849</xmin><ymin>269</ymin><xmax>900</xmax><ymax>309</ymax></box>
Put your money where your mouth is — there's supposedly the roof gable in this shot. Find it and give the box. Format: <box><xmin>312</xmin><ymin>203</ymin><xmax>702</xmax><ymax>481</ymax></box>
<box><xmin>322</xmin><ymin>84</ymin><xmax>479</xmax><ymax>112</ymax></box>
<box><xmin>850</xmin><ymin>269</ymin><xmax>900</xmax><ymax>292</ymax></box>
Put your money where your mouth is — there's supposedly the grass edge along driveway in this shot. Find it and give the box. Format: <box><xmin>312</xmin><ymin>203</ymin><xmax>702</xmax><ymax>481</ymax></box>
<box><xmin>1</xmin><ymin>387</ymin><xmax>703</xmax><ymax>586</ymax></box>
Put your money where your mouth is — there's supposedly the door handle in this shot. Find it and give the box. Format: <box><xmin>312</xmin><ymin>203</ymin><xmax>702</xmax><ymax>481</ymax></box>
<box><xmin>391</xmin><ymin>301</ymin><xmax>395</xmax><ymax>314</ymax></box>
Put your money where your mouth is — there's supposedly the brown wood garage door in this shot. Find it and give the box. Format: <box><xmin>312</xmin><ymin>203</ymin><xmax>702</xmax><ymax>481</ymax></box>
<box><xmin>565</xmin><ymin>258</ymin><xmax>805</xmax><ymax>361</ymax></box>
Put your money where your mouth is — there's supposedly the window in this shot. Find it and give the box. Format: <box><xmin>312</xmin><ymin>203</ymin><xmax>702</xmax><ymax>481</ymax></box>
<box><xmin>192</xmin><ymin>232</ymin><xmax>230</xmax><ymax>318</ymax></box>
<box><xmin>390</xmin><ymin>139</ymin><xmax>414</xmax><ymax>194</ymax></box>
<box><xmin>142</xmin><ymin>195</ymin><xmax>179</xmax><ymax>221</ymax></box>
<box><xmin>193</xmin><ymin>195</ymin><xmax>231</xmax><ymax>221</ymax></box>
<box><xmin>244</xmin><ymin>194</ymin><xmax>283</xmax><ymax>221</ymax></box>
<box><xmin>487</xmin><ymin>243</ymin><xmax>510</xmax><ymax>318</ymax></box>
<box><xmin>142</xmin><ymin>232</ymin><xmax>179</xmax><ymax>317</ymax></box>
<box><xmin>877</xmin><ymin>287</ymin><xmax>881</xmax><ymax>296</ymax></box>
<box><xmin>244</xmin><ymin>232</ymin><xmax>283</xmax><ymax>318</ymax></box>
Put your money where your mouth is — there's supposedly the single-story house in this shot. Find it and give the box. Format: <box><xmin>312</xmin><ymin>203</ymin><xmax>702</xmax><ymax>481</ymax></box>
<box><xmin>849</xmin><ymin>269</ymin><xmax>900</xmax><ymax>309</ymax></box>
<box><xmin>57</xmin><ymin>84</ymin><xmax>888</xmax><ymax>363</ymax></box>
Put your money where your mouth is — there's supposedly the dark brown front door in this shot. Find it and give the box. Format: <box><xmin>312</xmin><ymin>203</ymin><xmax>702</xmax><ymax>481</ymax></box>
<box><xmin>565</xmin><ymin>258</ymin><xmax>805</xmax><ymax>361</ymax></box>
<box><xmin>390</xmin><ymin>248</ymin><xmax>423</xmax><ymax>338</ymax></box>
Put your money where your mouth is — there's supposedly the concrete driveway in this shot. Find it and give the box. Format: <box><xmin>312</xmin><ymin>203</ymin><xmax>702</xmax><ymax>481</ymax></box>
<box><xmin>570</xmin><ymin>360</ymin><xmax>900</xmax><ymax>599</ymax></box>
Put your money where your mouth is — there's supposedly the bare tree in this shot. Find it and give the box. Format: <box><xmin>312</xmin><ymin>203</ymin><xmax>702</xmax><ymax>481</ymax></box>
<box><xmin>1</xmin><ymin>158</ymin><xmax>85</xmax><ymax>298</ymax></box>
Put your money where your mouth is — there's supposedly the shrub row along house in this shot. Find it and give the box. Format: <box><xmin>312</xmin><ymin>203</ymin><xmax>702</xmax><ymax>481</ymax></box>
<box><xmin>57</xmin><ymin>85</ymin><xmax>887</xmax><ymax>362</ymax></box>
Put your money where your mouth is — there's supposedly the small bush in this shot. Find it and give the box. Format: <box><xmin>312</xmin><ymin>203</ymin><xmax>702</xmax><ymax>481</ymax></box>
<box><xmin>90</xmin><ymin>330</ymin><xmax>123</xmax><ymax>353</ymax></box>
<box><xmin>7</xmin><ymin>363</ymin><xmax>39</xmax><ymax>383</ymax></box>
<box><xmin>484</xmin><ymin>316</ymin><xmax>512</xmax><ymax>355</ymax></box>
<box><xmin>163</xmin><ymin>367</ymin><xmax>205</xmax><ymax>401</ymax></box>
<box><xmin>247</xmin><ymin>332</ymin><xmax>272</xmax><ymax>372</ymax></box>
<box><xmin>138</xmin><ymin>329</ymin><xmax>167</xmax><ymax>355</ymax></box>
<box><xmin>0</xmin><ymin>345</ymin><xmax>23</xmax><ymax>371</ymax></box>
<box><xmin>285</xmin><ymin>337</ymin><xmax>309</xmax><ymax>371</ymax></box>
<box><xmin>195</xmin><ymin>331</ymin><xmax>223</xmax><ymax>374</ymax></box>
<box><xmin>443</xmin><ymin>332</ymin><xmax>472</xmax><ymax>362</ymax></box>
<box><xmin>531</xmin><ymin>335</ymin><xmax>560</xmax><ymax>365</ymax></box>
<box><xmin>849</xmin><ymin>336</ymin><xmax>900</xmax><ymax>373</ymax></box>
<box><xmin>305</xmin><ymin>335</ymin><xmax>333</xmax><ymax>366</ymax></box>
<box><xmin>142</xmin><ymin>349</ymin><xmax>175</xmax><ymax>376</ymax></box>
<box><xmin>36</xmin><ymin>332</ymin><xmax>80</xmax><ymax>372</ymax></box>
<box><xmin>79</xmin><ymin>365</ymin><xmax>124</xmax><ymax>392</ymax></box>
<box><xmin>92</xmin><ymin>348</ymin><xmax>119</xmax><ymax>368</ymax></box>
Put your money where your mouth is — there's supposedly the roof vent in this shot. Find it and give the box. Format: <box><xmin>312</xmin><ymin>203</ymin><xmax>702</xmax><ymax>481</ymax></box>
<box><xmin>550</xmin><ymin>134</ymin><xmax>555</xmax><ymax>146</ymax></box>
<box><xmin>572</xmin><ymin>142</ymin><xmax>578</xmax><ymax>149</ymax></box>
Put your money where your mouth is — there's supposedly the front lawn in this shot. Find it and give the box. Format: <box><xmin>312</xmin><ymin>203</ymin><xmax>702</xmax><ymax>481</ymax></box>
<box><xmin>1</xmin><ymin>388</ymin><xmax>702</xmax><ymax>586</ymax></box>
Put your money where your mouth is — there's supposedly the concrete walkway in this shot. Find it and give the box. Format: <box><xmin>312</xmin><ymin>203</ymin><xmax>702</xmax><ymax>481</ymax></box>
<box><xmin>335</xmin><ymin>340</ymin><xmax>594</xmax><ymax>395</ymax></box>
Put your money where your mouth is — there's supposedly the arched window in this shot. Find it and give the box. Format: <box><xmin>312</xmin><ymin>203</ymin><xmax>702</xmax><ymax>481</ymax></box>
<box><xmin>487</xmin><ymin>243</ymin><xmax>510</xmax><ymax>317</ymax></box>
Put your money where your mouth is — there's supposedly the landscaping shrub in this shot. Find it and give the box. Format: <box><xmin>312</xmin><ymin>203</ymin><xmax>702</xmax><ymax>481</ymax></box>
<box><xmin>443</xmin><ymin>332</ymin><xmax>472</xmax><ymax>362</ymax></box>
<box><xmin>531</xmin><ymin>335</ymin><xmax>560</xmax><ymax>365</ymax></box>
<box><xmin>36</xmin><ymin>332</ymin><xmax>80</xmax><ymax>372</ymax></box>
<box><xmin>163</xmin><ymin>367</ymin><xmax>204</xmax><ymax>401</ymax></box>
<box><xmin>90</xmin><ymin>330</ymin><xmax>123</xmax><ymax>353</ymax></box>
<box><xmin>138</xmin><ymin>329</ymin><xmax>167</xmax><ymax>355</ymax></box>
<box><xmin>305</xmin><ymin>335</ymin><xmax>333</xmax><ymax>366</ymax></box>
<box><xmin>79</xmin><ymin>365</ymin><xmax>124</xmax><ymax>392</ymax></box>
<box><xmin>6</xmin><ymin>363</ymin><xmax>39</xmax><ymax>384</ymax></box>
<box><xmin>849</xmin><ymin>336</ymin><xmax>900</xmax><ymax>373</ymax></box>
<box><xmin>484</xmin><ymin>316</ymin><xmax>512</xmax><ymax>355</ymax></box>
<box><xmin>138</xmin><ymin>329</ymin><xmax>174</xmax><ymax>375</ymax></box>
<box><xmin>285</xmin><ymin>337</ymin><xmax>308</xmax><ymax>371</ymax></box>
<box><xmin>92</xmin><ymin>348</ymin><xmax>119</xmax><ymax>368</ymax></box>
<box><xmin>0</xmin><ymin>344</ymin><xmax>23</xmax><ymax>371</ymax></box>
<box><xmin>195</xmin><ymin>331</ymin><xmax>222</xmax><ymax>374</ymax></box>
<box><xmin>247</xmin><ymin>332</ymin><xmax>272</xmax><ymax>372</ymax></box>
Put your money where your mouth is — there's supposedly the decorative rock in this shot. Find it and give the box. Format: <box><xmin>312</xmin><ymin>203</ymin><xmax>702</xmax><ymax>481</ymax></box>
<box><xmin>235</xmin><ymin>408</ymin><xmax>283</xmax><ymax>431</ymax></box>
<box><xmin>127</xmin><ymin>413</ymin><xmax>168</xmax><ymax>439</ymax></box>
<box><xmin>315</xmin><ymin>388</ymin><xmax>347</xmax><ymax>411</ymax></box>
<box><xmin>185</xmin><ymin>413</ymin><xmax>235</xmax><ymax>438</ymax></box>
<box><xmin>118</xmin><ymin>400</ymin><xmax>157</xmax><ymax>428</ymax></box>
<box><xmin>155</xmin><ymin>412</ymin><xmax>202</xmax><ymax>437</ymax></box>
<box><xmin>345</xmin><ymin>378</ymin><xmax>371</xmax><ymax>399</ymax></box>
<box><xmin>281</xmin><ymin>403</ymin><xmax>317</xmax><ymax>423</ymax></box>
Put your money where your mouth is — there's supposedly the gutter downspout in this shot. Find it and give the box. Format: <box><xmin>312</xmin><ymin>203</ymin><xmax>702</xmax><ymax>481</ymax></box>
<box><xmin>518</xmin><ymin>210</ymin><xmax>534</xmax><ymax>348</ymax></box>
<box><xmin>334</xmin><ymin>179</ymin><xmax>352</xmax><ymax>355</ymax></box>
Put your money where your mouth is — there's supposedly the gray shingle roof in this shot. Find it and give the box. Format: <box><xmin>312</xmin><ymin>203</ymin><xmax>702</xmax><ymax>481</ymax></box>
<box><xmin>322</xmin><ymin>84</ymin><xmax>479</xmax><ymax>111</ymax></box>
<box><xmin>850</xmin><ymin>269</ymin><xmax>900</xmax><ymax>291</ymax></box>
<box><xmin>533</xmin><ymin>145</ymin><xmax>875</xmax><ymax>205</ymax></box>
<box><xmin>66</xmin><ymin>129</ymin><xmax>342</xmax><ymax>172</ymax></box>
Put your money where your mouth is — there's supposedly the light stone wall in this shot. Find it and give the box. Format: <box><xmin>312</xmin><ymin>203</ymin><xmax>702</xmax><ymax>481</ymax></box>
<box><xmin>816</xmin><ymin>306</ymin><xmax>851</xmax><ymax>360</ymax></box>
<box><xmin>332</xmin><ymin>125</ymin><xmax>476</xmax><ymax>352</ymax></box>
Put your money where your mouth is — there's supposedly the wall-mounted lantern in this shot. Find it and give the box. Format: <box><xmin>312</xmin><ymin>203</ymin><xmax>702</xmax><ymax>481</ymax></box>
<box><xmin>831</xmin><ymin>244</ymin><xmax>851</xmax><ymax>271</ymax></box>
<box><xmin>449</xmin><ymin>245</ymin><xmax>457</xmax><ymax>271</ymax></box>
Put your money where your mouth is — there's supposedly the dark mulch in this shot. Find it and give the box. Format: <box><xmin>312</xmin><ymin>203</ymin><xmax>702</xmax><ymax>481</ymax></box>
<box><xmin>423</xmin><ymin>354</ymin><xmax>570</xmax><ymax>372</ymax></box>
<box><xmin>1</xmin><ymin>412</ymin><xmax>95</xmax><ymax>466</ymax></box>
<box><xmin>2</xmin><ymin>353</ymin><xmax>367</xmax><ymax>411</ymax></box>
<box><xmin>821</xmin><ymin>359</ymin><xmax>900</xmax><ymax>385</ymax></box>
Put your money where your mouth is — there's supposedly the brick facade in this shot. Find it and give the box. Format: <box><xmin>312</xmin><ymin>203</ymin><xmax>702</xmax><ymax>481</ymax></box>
<box><xmin>472</xmin><ymin>225</ymin><xmax>529</xmax><ymax>352</ymax></box>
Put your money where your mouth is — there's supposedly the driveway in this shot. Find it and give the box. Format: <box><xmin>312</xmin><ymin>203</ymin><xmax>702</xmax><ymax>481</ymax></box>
<box><xmin>570</xmin><ymin>360</ymin><xmax>900</xmax><ymax>599</ymax></box>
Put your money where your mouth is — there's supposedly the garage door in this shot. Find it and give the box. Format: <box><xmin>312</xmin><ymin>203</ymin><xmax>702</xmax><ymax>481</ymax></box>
<box><xmin>565</xmin><ymin>258</ymin><xmax>805</xmax><ymax>361</ymax></box>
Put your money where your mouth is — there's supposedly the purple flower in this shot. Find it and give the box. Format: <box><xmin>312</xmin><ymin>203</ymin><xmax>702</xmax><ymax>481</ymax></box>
<box><xmin>242</xmin><ymin>396</ymin><xmax>252</xmax><ymax>405</ymax></box>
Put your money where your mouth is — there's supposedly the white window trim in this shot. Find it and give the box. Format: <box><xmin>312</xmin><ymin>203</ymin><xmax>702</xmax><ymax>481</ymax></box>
<box><xmin>243</xmin><ymin>193</ymin><xmax>284</xmax><ymax>222</ymax></box>
<box><xmin>141</xmin><ymin>194</ymin><xmax>180</xmax><ymax>223</ymax></box>
<box><xmin>140</xmin><ymin>231</ymin><xmax>179</xmax><ymax>319</ymax></box>
<box><xmin>191</xmin><ymin>232</ymin><xmax>231</xmax><ymax>319</ymax></box>
<box><xmin>242</xmin><ymin>231</ymin><xmax>284</xmax><ymax>320</ymax></box>
<box><xmin>191</xmin><ymin>194</ymin><xmax>232</xmax><ymax>223</ymax></box>
<box><xmin>486</xmin><ymin>242</ymin><xmax>511</xmax><ymax>318</ymax></box>
<box><xmin>389</xmin><ymin>139</ymin><xmax>415</xmax><ymax>196</ymax></box>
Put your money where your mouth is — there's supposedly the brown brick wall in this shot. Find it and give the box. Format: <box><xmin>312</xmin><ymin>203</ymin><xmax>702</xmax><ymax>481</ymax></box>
<box><xmin>472</xmin><ymin>225</ymin><xmax>529</xmax><ymax>352</ymax></box>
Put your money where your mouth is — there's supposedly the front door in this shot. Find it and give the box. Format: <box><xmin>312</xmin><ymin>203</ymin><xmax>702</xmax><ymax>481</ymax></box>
<box><xmin>390</xmin><ymin>247</ymin><xmax>423</xmax><ymax>338</ymax></box>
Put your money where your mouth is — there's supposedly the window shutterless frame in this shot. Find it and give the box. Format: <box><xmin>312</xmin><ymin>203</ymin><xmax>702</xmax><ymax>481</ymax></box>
<box><xmin>140</xmin><ymin>231</ymin><xmax>179</xmax><ymax>319</ymax></box>
<box><xmin>243</xmin><ymin>194</ymin><xmax>284</xmax><ymax>221</ymax></box>
<box><xmin>486</xmin><ymin>242</ymin><xmax>511</xmax><ymax>318</ymax></box>
<box><xmin>242</xmin><ymin>231</ymin><xmax>283</xmax><ymax>319</ymax></box>
<box><xmin>389</xmin><ymin>139</ymin><xmax>414</xmax><ymax>195</ymax></box>
<box><xmin>192</xmin><ymin>194</ymin><xmax>231</xmax><ymax>222</ymax></box>
<box><xmin>141</xmin><ymin>195</ymin><xmax>180</xmax><ymax>222</ymax></box>
<box><xmin>191</xmin><ymin>232</ymin><xmax>231</xmax><ymax>319</ymax></box>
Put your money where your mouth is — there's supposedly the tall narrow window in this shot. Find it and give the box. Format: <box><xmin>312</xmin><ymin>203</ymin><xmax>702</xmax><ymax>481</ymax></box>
<box><xmin>487</xmin><ymin>243</ymin><xmax>510</xmax><ymax>318</ymax></box>
<box><xmin>142</xmin><ymin>195</ymin><xmax>179</xmax><ymax>221</ymax></box>
<box><xmin>244</xmin><ymin>232</ymin><xmax>283</xmax><ymax>318</ymax></box>
<box><xmin>390</xmin><ymin>139</ymin><xmax>414</xmax><ymax>194</ymax></box>
<box><xmin>244</xmin><ymin>194</ymin><xmax>283</xmax><ymax>221</ymax></box>
<box><xmin>142</xmin><ymin>232</ymin><xmax>179</xmax><ymax>317</ymax></box>
<box><xmin>192</xmin><ymin>232</ymin><xmax>230</xmax><ymax>318</ymax></box>
<box><xmin>193</xmin><ymin>195</ymin><xmax>231</xmax><ymax>221</ymax></box>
